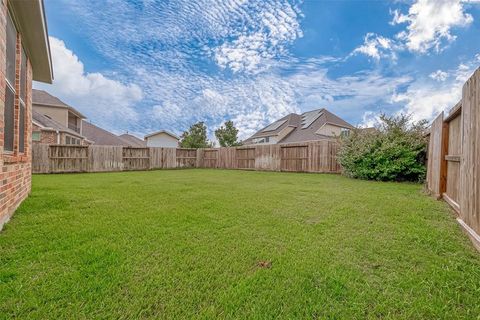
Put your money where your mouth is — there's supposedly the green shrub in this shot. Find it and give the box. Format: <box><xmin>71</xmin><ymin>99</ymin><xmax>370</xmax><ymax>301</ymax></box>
<box><xmin>338</xmin><ymin>114</ymin><xmax>428</xmax><ymax>182</ymax></box>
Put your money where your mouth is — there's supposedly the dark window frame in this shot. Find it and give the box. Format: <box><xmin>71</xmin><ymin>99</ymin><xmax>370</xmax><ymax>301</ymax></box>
<box><xmin>18</xmin><ymin>48</ymin><xmax>27</xmax><ymax>154</ymax></box>
<box><xmin>4</xmin><ymin>11</ymin><xmax>17</xmax><ymax>153</ymax></box>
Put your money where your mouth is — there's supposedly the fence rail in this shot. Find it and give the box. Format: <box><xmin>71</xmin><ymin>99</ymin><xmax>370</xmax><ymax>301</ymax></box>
<box><xmin>426</xmin><ymin>68</ymin><xmax>480</xmax><ymax>251</ymax></box>
<box><xmin>32</xmin><ymin>140</ymin><xmax>341</xmax><ymax>175</ymax></box>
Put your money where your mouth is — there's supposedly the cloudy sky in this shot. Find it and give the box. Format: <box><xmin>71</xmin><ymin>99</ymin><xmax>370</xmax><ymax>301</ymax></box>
<box><xmin>34</xmin><ymin>0</ymin><xmax>480</xmax><ymax>140</ymax></box>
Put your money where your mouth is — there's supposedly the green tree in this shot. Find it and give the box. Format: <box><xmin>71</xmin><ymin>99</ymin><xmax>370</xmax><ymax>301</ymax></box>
<box><xmin>179</xmin><ymin>122</ymin><xmax>213</xmax><ymax>148</ymax></box>
<box><xmin>215</xmin><ymin>120</ymin><xmax>241</xmax><ymax>147</ymax></box>
<box><xmin>338</xmin><ymin>113</ymin><xmax>428</xmax><ymax>182</ymax></box>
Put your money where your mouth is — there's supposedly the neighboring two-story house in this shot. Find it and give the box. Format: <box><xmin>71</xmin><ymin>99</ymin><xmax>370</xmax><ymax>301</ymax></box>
<box><xmin>243</xmin><ymin>108</ymin><xmax>354</xmax><ymax>145</ymax></box>
<box><xmin>32</xmin><ymin>89</ymin><xmax>89</xmax><ymax>145</ymax></box>
<box><xmin>1</xmin><ymin>0</ymin><xmax>53</xmax><ymax>228</ymax></box>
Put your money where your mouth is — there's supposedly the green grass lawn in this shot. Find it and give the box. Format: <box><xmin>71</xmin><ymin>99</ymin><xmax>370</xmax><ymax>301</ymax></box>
<box><xmin>1</xmin><ymin>169</ymin><xmax>479</xmax><ymax>319</ymax></box>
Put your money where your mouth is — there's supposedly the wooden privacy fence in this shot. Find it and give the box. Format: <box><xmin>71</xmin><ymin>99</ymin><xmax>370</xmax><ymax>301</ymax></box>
<box><xmin>32</xmin><ymin>140</ymin><xmax>341</xmax><ymax>174</ymax></box>
<box><xmin>426</xmin><ymin>68</ymin><xmax>480</xmax><ymax>250</ymax></box>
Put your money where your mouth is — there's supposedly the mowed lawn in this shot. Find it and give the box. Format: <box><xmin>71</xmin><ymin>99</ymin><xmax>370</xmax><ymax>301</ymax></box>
<box><xmin>1</xmin><ymin>170</ymin><xmax>480</xmax><ymax>319</ymax></box>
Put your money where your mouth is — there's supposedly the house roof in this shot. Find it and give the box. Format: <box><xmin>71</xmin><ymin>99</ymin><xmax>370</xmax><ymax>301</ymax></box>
<box><xmin>81</xmin><ymin>121</ymin><xmax>132</xmax><ymax>146</ymax></box>
<box><xmin>32</xmin><ymin>110</ymin><xmax>84</xmax><ymax>138</ymax></box>
<box><xmin>144</xmin><ymin>130</ymin><xmax>180</xmax><ymax>140</ymax></box>
<box><xmin>9</xmin><ymin>0</ymin><xmax>53</xmax><ymax>83</ymax></box>
<box><xmin>246</xmin><ymin>113</ymin><xmax>301</xmax><ymax>140</ymax></box>
<box><xmin>32</xmin><ymin>89</ymin><xmax>86</xmax><ymax>119</ymax></box>
<box><xmin>244</xmin><ymin>108</ymin><xmax>354</xmax><ymax>144</ymax></box>
<box><xmin>118</xmin><ymin>133</ymin><xmax>146</xmax><ymax>147</ymax></box>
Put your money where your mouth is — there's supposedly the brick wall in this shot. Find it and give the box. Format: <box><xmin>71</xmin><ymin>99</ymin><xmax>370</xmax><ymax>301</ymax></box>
<box><xmin>0</xmin><ymin>0</ymin><xmax>34</xmax><ymax>229</ymax></box>
<box><xmin>32</xmin><ymin>123</ymin><xmax>58</xmax><ymax>145</ymax></box>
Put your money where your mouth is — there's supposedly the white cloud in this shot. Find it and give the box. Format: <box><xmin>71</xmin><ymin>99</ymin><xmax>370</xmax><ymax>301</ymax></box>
<box><xmin>391</xmin><ymin>0</ymin><xmax>473</xmax><ymax>53</ymax></box>
<box><xmin>213</xmin><ymin>2</ymin><xmax>303</xmax><ymax>73</ymax></box>
<box><xmin>34</xmin><ymin>37</ymin><xmax>142</xmax><ymax>130</ymax></box>
<box><xmin>394</xmin><ymin>57</ymin><xmax>478</xmax><ymax>121</ymax></box>
<box><xmin>360</xmin><ymin>111</ymin><xmax>382</xmax><ymax>128</ymax></box>
<box><xmin>429</xmin><ymin>70</ymin><xmax>449</xmax><ymax>81</ymax></box>
<box><xmin>352</xmin><ymin>33</ymin><xmax>396</xmax><ymax>61</ymax></box>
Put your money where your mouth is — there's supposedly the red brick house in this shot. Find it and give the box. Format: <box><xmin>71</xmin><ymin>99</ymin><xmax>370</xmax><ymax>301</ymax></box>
<box><xmin>0</xmin><ymin>0</ymin><xmax>53</xmax><ymax>228</ymax></box>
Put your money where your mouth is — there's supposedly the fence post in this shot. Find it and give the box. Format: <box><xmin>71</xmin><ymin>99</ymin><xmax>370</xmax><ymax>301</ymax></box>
<box><xmin>439</xmin><ymin>122</ymin><xmax>449</xmax><ymax>196</ymax></box>
<box><xmin>196</xmin><ymin>149</ymin><xmax>202</xmax><ymax>168</ymax></box>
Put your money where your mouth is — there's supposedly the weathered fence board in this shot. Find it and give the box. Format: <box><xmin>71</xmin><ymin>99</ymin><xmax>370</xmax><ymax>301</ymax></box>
<box><xmin>176</xmin><ymin>148</ymin><xmax>197</xmax><ymax>168</ymax></box>
<box><xmin>33</xmin><ymin>141</ymin><xmax>341</xmax><ymax>175</ymax></box>
<box><xmin>255</xmin><ymin>145</ymin><xmax>280</xmax><ymax>171</ymax></box>
<box><xmin>48</xmin><ymin>145</ymin><xmax>89</xmax><ymax>173</ymax></box>
<box><xmin>202</xmin><ymin>149</ymin><xmax>218</xmax><ymax>168</ymax></box>
<box><xmin>460</xmin><ymin>69</ymin><xmax>480</xmax><ymax>238</ymax></box>
<box><xmin>32</xmin><ymin>143</ymin><xmax>49</xmax><ymax>173</ymax></box>
<box><xmin>426</xmin><ymin>68</ymin><xmax>480</xmax><ymax>250</ymax></box>
<box><xmin>123</xmin><ymin>147</ymin><xmax>149</xmax><ymax>171</ymax></box>
<box><xmin>217</xmin><ymin>147</ymin><xmax>236</xmax><ymax>169</ymax></box>
<box><xmin>89</xmin><ymin>145</ymin><xmax>123</xmax><ymax>172</ymax></box>
<box><xmin>426</xmin><ymin>112</ymin><xmax>446</xmax><ymax>198</ymax></box>
<box><xmin>281</xmin><ymin>144</ymin><xmax>308</xmax><ymax>172</ymax></box>
<box><xmin>236</xmin><ymin>147</ymin><xmax>255</xmax><ymax>169</ymax></box>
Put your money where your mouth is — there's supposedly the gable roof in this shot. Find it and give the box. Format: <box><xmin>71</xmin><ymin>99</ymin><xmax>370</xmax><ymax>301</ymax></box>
<box><xmin>119</xmin><ymin>133</ymin><xmax>146</xmax><ymax>147</ymax></box>
<box><xmin>82</xmin><ymin>121</ymin><xmax>130</xmax><ymax>146</ymax></box>
<box><xmin>244</xmin><ymin>108</ymin><xmax>354</xmax><ymax>144</ymax></box>
<box><xmin>246</xmin><ymin>113</ymin><xmax>301</xmax><ymax>141</ymax></box>
<box><xmin>32</xmin><ymin>110</ymin><xmax>84</xmax><ymax>138</ymax></box>
<box><xmin>32</xmin><ymin>89</ymin><xmax>86</xmax><ymax>118</ymax></box>
<box><xmin>144</xmin><ymin>130</ymin><xmax>180</xmax><ymax>140</ymax></box>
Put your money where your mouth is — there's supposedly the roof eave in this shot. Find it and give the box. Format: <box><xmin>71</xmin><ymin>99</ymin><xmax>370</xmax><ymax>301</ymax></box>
<box><xmin>9</xmin><ymin>0</ymin><xmax>53</xmax><ymax>83</ymax></box>
<box><xmin>144</xmin><ymin>130</ymin><xmax>180</xmax><ymax>140</ymax></box>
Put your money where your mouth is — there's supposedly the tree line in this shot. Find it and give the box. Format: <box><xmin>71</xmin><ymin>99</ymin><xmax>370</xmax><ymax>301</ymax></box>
<box><xmin>179</xmin><ymin>120</ymin><xmax>242</xmax><ymax>148</ymax></box>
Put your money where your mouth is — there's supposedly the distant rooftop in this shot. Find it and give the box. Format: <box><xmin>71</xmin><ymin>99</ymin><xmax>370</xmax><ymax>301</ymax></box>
<box><xmin>32</xmin><ymin>89</ymin><xmax>86</xmax><ymax>119</ymax></box>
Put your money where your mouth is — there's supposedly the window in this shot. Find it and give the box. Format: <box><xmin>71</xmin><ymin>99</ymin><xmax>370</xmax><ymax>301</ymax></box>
<box><xmin>32</xmin><ymin>132</ymin><xmax>41</xmax><ymax>141</ymax></box>
<box><xmin>65</xmin><ymin>136</ymin><xmax>81</xmax><ymax>145</ymax></box>
<box><xmin>340</xmin><ymin>128</ymin><xmax>350</xmax><ymax>137</ymax></box>
<box><xmin>4</xmin><ymin>12</ymin><xmax>16</xmax><ymax>152</ymax></box>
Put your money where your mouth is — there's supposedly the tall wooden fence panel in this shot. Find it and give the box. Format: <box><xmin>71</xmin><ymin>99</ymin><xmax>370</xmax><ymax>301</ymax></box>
<box><xmin>426</xmin><ymin>68</ymin><xmax>480</xmax><ymax>250</ymax></box>
<box><xmin>202</xmin><ymin>149</ymin><xmax>218</xmax><ymax>168</ymax></box>
<box><xmin>236</xmin><ymin>147</ymin><xmax>255</xmax><ymax>169</ymax></box>
<box><xmin>89</xmin><ymin>145</ymin><xmax>123</xmax><ymax>172</ymax></box>
<box><xmin>426</xmin><ymin>112</ymin><xmax>446</xmax><ymax>198</ymax></box>
<box><xmin>460</xmin><ymin>70</ymin><xmax>480</xmax><ymax>241</ymax></box>
<box><xmin>32</xmin><ymin>143</ymin><xmax>49</xmax><ymax>173</ymax></box>
<box><xmin>176</xmin><ymin>148</ymin><xmax>197</xmax><ymax>168</ymax></box>
<box><xmin>281</xmin><ymin>144</ymin><xmax>308</xmax><ymax>172</ymax></box>
<box><xmin>444</xmin><ymin>105</ymin><xmax>462</xmax><ymax>212</ymax></box>
<box><xmin>255</xmin><ymin>145</ymin><xmax>281</xmax><ymax>171</ymax></box>
<box><xmin>48</xmin><ymin>145</ymin><xmax>89</xmax><ymax>173</ymax></box>
<box><xmin>123</xmin><ymin>147</ymin><xmax>150</xmax><ymax>171</ymax></box>
<box><xmin>217</xmin><ymin>147</ymin><xmax>236</xmax><ymax>169</ymax></box>
<box><xmin>32</xmin><ymin>141</ymin><xmax>341</xmax><ymax>174</ymax></box>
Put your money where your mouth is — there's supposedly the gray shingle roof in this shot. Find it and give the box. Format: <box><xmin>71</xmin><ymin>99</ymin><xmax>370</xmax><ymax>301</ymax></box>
<box><xmin>82</xmin><ymin>121</ymin><xmax>131</xmax><ymax>146</ymax></box>
<box><xmin>32</xmin><ymin>110</ymin><xmax>84</xmax><ymax>138</ymax></box>
<box><xmin>118</xmin><ymin>134</ymin><xmax>146</xmax><ymax>147</ymax></box>
<box><xmin>244</xmin><ymin>108</ymin><xmax>354</xmax><ymax>144</ymax></box>
<box><xmin>32</xmin><ymin>89</ymin><xmax>86</xmax><ymax>119</ymax></box>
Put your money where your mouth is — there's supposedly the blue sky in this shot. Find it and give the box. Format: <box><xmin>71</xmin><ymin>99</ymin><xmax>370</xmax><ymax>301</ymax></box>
<box><xmin>34</xmin><ymin>0</ymin><xmax>480</xmax><ymax>140</ymax></box>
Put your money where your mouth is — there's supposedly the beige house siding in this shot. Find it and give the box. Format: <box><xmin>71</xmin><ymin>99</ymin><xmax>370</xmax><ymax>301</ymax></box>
<box><xmin>315</xmin><ymin>123</ymin><xmax>346</xmax><ymax>137</ymax></box>
<box><xmin>33</xmin><ymin>104</ymin><xmax>68</xmax><ymax>126</ymax></box>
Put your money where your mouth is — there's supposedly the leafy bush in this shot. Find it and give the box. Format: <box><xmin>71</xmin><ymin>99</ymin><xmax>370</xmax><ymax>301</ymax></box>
<box><xmin>338</xmin><ymin>114</ymin><xmax>428</xmax><ymax>182</ymax></box>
